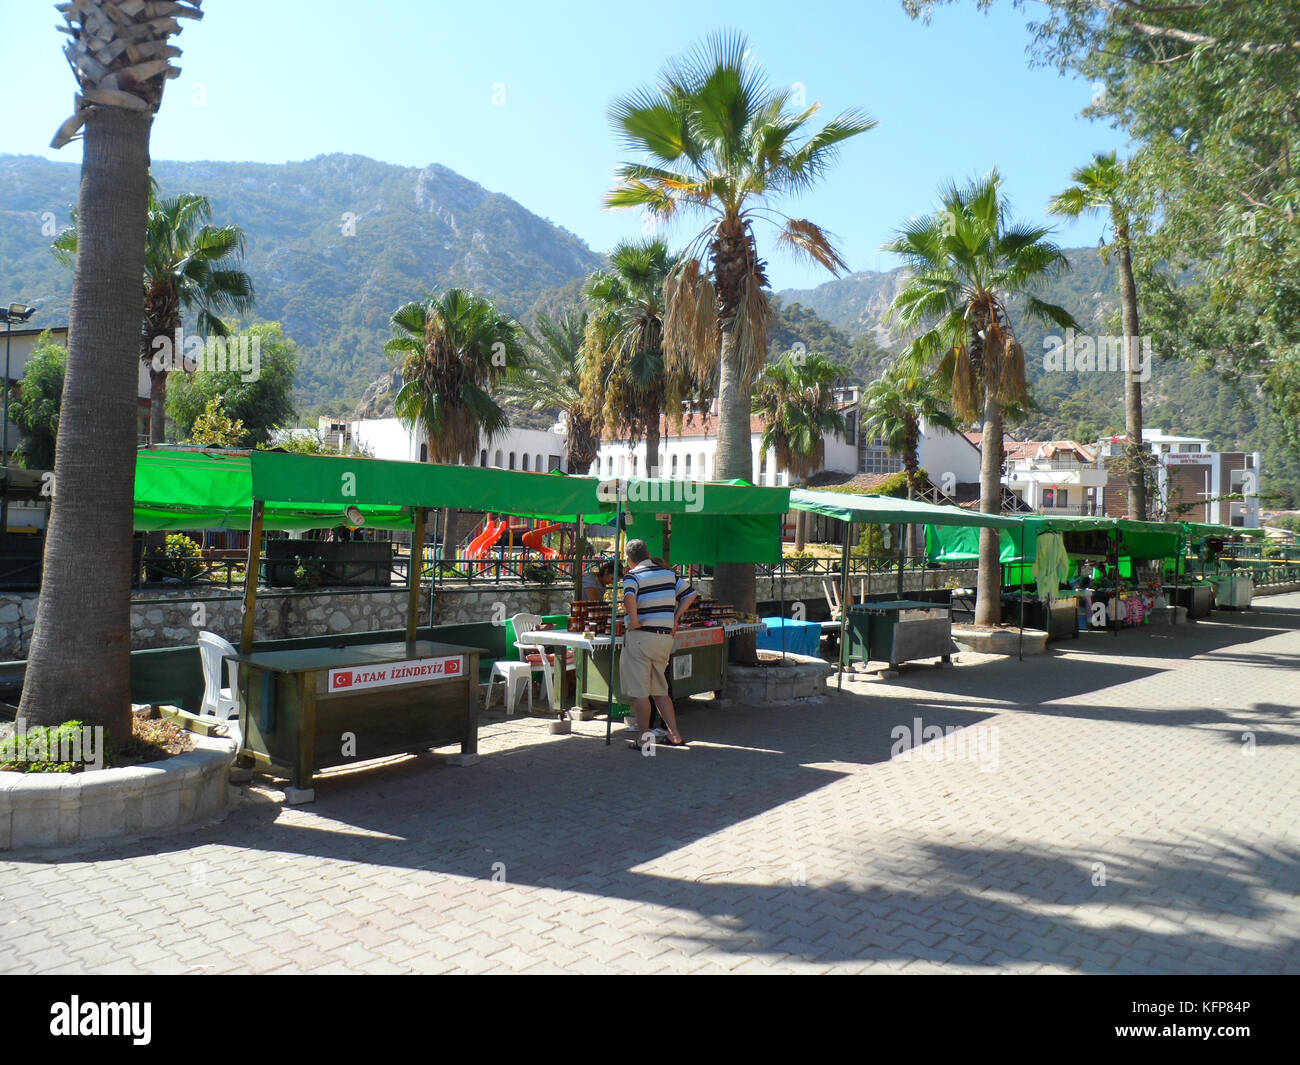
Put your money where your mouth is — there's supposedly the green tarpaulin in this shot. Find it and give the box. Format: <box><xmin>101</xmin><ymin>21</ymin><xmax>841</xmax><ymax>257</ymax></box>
<box><xmin>927</xmin><ymin>515</ymin><xmax>1187</xmax><ymax>564</ymax></box>
<box><xmin>134</xmin><ymin>449</ymin><xmax>414</xmax><ymax>532</ymax></box>
<box><xmin>618</xmin><ymin>479</ymin><xmax>788</xmax><ymax>564</ymax></box>
<box><xmin>251</xmin><ymin>450</ymin><xmax>606</xmax><ymax>521</ymax></box>
<box><xmin>133</xmin><ymin>451</ymin><xmax>788</xmax><ymax>565</ymax></box>
<box><xmin>790</xmin><ymin>489</ymin><xmax>1022</xmax><ymax>529</ymax></box>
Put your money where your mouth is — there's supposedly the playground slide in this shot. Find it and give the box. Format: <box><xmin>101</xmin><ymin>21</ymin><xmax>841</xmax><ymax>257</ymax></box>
<box><xmin>467</xmin><ymin>520</ymin><xmax>507</xmax><ymax>559</ymax></box>
<box><xmin>522</xmin><ymin>522</ymin><xmax>563</xmax><ymax>560</ymax></box>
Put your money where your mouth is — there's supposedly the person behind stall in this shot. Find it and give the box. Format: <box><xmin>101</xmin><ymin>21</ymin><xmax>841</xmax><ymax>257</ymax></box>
<box><xmin>621</xmin><ymin>539</ymin><xmax>696</xmax><ymax>748</ymax></box>
<box><xmin>582</xmin><ymin>561</ymin><xmax>616</xmax><ymax>602</ymax></box>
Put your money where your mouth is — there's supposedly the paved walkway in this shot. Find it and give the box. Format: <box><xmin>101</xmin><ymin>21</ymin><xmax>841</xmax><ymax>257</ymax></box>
<box><xmin>3</xmin><ymin>594</ymin><xmax>1299</xmax><ymax>974</ymax></box>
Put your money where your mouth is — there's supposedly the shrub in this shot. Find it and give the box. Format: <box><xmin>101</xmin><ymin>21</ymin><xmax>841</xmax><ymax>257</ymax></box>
<box><xmin>0</xmin><ymin>720</ymin><xmax>88</xmax><ymax>773</ymax></box>
<box><xmin>155</xmin><ymin>532</ymin><xmax>203</xmax><ymax>582</ymax></box>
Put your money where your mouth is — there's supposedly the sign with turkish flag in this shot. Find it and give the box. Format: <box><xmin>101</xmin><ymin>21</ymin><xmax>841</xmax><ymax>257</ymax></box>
<box><xmin>327</xmin><ymin>655</ymin><xmax>464</xmax><ymax>692</ymax></box>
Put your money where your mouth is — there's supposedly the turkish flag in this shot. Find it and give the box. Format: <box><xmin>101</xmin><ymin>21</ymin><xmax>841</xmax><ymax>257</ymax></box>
<box><xmin>444</xmin><ymin>659</ymin><xmax>461</xmax><ymax>675</ymax></box>
<box><xmin>333</xmin><ymin>672</ymin><xmax>353</xmax><ymax>689</ymax></box>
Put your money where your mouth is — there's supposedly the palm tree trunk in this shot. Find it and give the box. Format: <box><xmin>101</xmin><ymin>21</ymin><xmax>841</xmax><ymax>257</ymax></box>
<box><xmin>974</xmin><ymin>393</ymin><xmax>1003</xmax><ymax>628</ymax></box>
<box><xmin>18</xmin><ymin>106</ymin><xmax>153</xmax><ymax>744</ymax></box>
<box><xmin>1117</xmin><ymin>234</ymin><xmax>1145</xmax><ymax>520</ymax></box>
<box><xmin>644</xmin><ymin>418</ymin><xmax>661</xmax><ymax>478</ymax></box>
<box><xmin>794</xmin><ymin>509</ymin><xmax>806</xmax><ymax>552</ymax></box>
<box><xmin>148</xmin><ymin>365</ymin><xmax>168</xmax><ymax>444</ymax></box>
<box><xmin>712</xmin><ymin>329</ymin><xmax>757</xmax><ymax>661</ymax></box>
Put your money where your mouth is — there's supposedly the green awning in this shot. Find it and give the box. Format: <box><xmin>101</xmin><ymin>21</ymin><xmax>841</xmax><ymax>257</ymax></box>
<box><xmin>134</xmin><ymin>449</ymin><xmax>414</xmax><ymax>532</ymax></box>
<box><xmin>927</xmin><ymin>515</ymin><xmax>1192</xmax><ymax>564</ymax></box>
<box><xmin>1115</xmin><ymin>519</ymin><xmax>1185</xmax><ymax>561</ymax></box>
<box><xmin>606</xmin><ymin>478</ymin><xmax>790</xmax><ymax>515</ymax></box>
<box><xmin>251</xmin><ymin>450</ymin><xmax>605</xmax><ymax>521</ymax></box>
<box><xmin>790</xmin><ymin>488</ymin><xmax>1023</xmax><ymax>529</ymax></box>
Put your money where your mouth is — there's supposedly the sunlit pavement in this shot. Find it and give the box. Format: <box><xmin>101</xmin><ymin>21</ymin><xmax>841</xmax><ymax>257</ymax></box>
<box><xmin>2</xmin><ymin>594</ymin><xmax>1299</xmax><ymax>974</ymax></box>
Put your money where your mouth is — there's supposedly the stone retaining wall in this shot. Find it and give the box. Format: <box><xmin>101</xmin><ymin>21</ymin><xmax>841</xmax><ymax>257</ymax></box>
<box><xmin>0</xmin><ymin>734</ymin><xmax>236</xmax><ymax>851</ymax></box>
<box><xmin>0</xmin><ymin>567</ymin><xmax>980</xmax><ymax>658</ymax></box>
<box><xmin>725</xmin><ymin>652</ymin><xmax>833</xmax><ymax>704</ymax></box>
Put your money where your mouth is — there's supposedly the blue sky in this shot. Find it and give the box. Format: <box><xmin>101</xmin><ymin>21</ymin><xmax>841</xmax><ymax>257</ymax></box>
<box><xmin>7</xmin><ymin>0</ymin><xmax>1127</xmax><ymax>290</ymax></box>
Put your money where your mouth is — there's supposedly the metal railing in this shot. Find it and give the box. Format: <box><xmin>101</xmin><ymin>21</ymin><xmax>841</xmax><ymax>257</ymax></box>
<box><xmin>135</xmin><ymin>553</ymin><xmax>406</xmax><ymax>590</ymax></box>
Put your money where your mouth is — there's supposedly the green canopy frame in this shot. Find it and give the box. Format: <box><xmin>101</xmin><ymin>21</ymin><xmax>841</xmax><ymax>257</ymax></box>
<box><xmin>790</xmin><ymin>489</ymin><xmax>1025</xmax><ymax>687</ymax></box>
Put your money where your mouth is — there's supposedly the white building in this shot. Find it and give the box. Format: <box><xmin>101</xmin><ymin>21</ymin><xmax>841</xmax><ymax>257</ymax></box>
<box><xmin>591</xmin><ymin>387</ymin><xmax>983</xmax><ymax>488</ymax></box>
<box><xmin>331</xmin><ymin>417</ymin><xmax>571</xmax><ymax>473</ymax></box>
<box><xmin>1003</xmin><ymin>440</ymin><xmax>1108</xmax><ymax>516</ymax></box>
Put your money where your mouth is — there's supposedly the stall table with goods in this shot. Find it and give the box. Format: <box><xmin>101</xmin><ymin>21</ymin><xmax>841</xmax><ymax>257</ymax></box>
<box><xmin>521</xmin><ymin>599</ymin><xmax>765</xmax><ymax>716</ymax></box>
<box><xmin>846</xmin><ymin>598</ymin><xmax>954</xmax><ymax>673</ymax></box>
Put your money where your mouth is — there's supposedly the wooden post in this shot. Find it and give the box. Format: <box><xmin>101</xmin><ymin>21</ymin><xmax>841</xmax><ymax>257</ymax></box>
<box><xmin>407</xmin><ymin>506</ymin><xmax>427</xmax><ymax>647</ymax></box>
<box><xmin>240</xmin><ymin>500</ymin><xmax>265</xmax><ymax>653</ymax></box>
<box><xmin>573</xmin><ymin>515</ymin><xmax>585</xmax><ymax>604</ymax></box>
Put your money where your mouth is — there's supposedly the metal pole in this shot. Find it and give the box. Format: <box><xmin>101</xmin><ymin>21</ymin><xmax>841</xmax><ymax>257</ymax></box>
<box><xmin>779</xmin><ymin>544</ymin><xmax>786</xmax><ymax>662</ymax></box>
<box><xmin>606</xmin><ymin>492</ymin><xmax>623</xmax><ymax>746</ymax></box>
<box><xmin>406</xmin><ymin>506</ymin><xmax>426</xmax><ymax>647</ymax></box>
<box><xmin>896</xmin><ymin>523</ymin><xmax>905</xmax><ymax>598</ymax></box>
<box><xmin>428</xmin><ymin>507</ymin><xmax>439</xmax><ymax>627</ymax></box>
<box><xmin>240</xmin><ymin>500</ymin><xmax>265</xmax><ymax>653</ymax></box>
<box><xmin>573</xmin><ymin>514</ymin><xmax>585</xmax><ymax>605</ymax></box>
<box><xmin>837</xmin><ymin>520</ymin><xmax>851</xmax><ymax>691</ymax></box>
<box><xmin>1018</xmin><ymin>520</ymin><xmax>1025</xmax><ymax>661</ymax></box>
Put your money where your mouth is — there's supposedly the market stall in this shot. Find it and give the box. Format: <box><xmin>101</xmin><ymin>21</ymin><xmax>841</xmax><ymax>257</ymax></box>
<box><xmin>579</xmin><ymin>476</ymin><xmax>789</xmax><ymax>740</ymax></box>
<box><xmin>790</xmin><ymin>489</ymin><xmax>1024</xmax><ymax>683</ymax></box>
<box><xmin>133</xmin><ymin>447</ymin><xmax>606</xmax><ymax>796</ymax></box>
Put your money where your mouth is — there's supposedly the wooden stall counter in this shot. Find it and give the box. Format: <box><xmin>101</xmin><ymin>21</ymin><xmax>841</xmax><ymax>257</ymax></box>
<box><xmin>233</xmin><ymin>639</ymin><xmax>484</xmax><ymax>802</ymax></box>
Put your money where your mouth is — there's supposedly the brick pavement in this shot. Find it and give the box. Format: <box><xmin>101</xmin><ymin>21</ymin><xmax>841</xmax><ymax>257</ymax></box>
<box><xmin>2</xmin><ymin>594</ymin><xmax>1299</xmax><ymax>974</ymax></box>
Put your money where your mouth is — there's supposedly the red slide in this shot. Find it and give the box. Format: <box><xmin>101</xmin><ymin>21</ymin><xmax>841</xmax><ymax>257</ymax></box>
<box><xmin>467</xmin><ymin>519</ymin><xmax>507</xmax><ymax>559</ymax></box>
<box><xmin>521</xmin><ymin>522</ymin><xmax>563</xmax><ymax>559</ymax></box>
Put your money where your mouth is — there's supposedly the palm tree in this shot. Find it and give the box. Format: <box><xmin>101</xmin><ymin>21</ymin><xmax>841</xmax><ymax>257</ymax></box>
<box><xmin>884</xmin><ymin>170</ymin><xmax>1077</xmax><ymax>626</ymax></box>
<box><xmin>385</xmin><ymin>288</ymin><xmax>525</xmax><ymax>553</ymax></box>
<box><xmin>500</xmin><ymin>309</ymin><xmax>599</xmax><ymax>475</ymax></box>
<box><xmin>19</xmin><ymin>1</ymin><xmax>202</xmax><ymax>742</ymax></box>
<box><xmin>578</xmin><ymin>239</ymin><xmax>685</xmax><ymax>476</ymax></box>
<box><xmin>860</xmin><ymin>364</ymin><xmax>959</xmax><ymax>556</ymax></box>
<box><xmin>1048</xmin><ymin>151</ymin><xmax>1147</xmax><ymax>519</ymax></box>
<box><xmin>751</xmin><ymin>352</ymin><xmax>848</xmax><ymax>550</ymax></box>
<box><xmin>54</xmin><ymin>187</ymin><xmax>255</xmax><ymax>445</ymax></box>
<box><xmin>605</xmin><ymin>31</ymin><xmax>874</xmax><ymax>651</ymax></box>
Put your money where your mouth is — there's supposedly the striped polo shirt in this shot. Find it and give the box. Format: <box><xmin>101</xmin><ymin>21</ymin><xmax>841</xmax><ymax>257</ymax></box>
<box><xmin>623</xmin><ymin>562</ymin><xmax>696</xmax><ymax>627</ymax></box>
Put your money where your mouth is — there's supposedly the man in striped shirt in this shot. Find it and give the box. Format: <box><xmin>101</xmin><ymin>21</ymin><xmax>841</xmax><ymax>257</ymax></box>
<box><xmin>622</xmin><ymin>538</ymin><xmax>696</xmax><ymax>747</ymax></box>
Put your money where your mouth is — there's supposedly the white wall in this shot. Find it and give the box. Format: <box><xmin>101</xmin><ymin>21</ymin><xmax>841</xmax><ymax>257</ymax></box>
<box><xmin>918</xmin><ymin>420</ymin><xmax>981</xmax><ymax>486</ymax></box>
<box><xmin>351</xmin><ymin>418</ymin><xmax>568</xmax><ymax>472</ymax></box>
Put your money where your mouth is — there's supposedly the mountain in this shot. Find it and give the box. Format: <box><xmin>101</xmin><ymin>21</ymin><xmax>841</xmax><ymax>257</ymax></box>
<box><xmin>0</xmin><ymin>152</ymin><xmax>604</xmax><ymax>411</ymax></box>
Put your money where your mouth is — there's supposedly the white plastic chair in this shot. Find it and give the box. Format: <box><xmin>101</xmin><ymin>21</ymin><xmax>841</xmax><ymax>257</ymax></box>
<box><xmin>511</xmin><ymin>612</ymin><xmax>573</xmax><ymax>711</ymax></box>
<box><xmin>486</xmin><ymin>660</ymin><xmax>534</xmax><ymax>715</ymax></box>
<box><xmin>197</xmin><ymin>631</ymin><xmax>239</xmax><ymax>722</ymax></box>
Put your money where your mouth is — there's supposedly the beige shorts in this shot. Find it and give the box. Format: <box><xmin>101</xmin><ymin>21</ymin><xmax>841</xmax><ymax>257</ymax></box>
<box><xmin>621</xmin><ymin>628</ymin><xmax>674</xmax><ymax>698</ymax></box>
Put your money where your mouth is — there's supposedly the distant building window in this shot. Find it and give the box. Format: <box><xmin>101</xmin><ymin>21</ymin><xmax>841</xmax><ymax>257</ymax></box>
<box><xmin>671</xmin><ymin>454</ymin><xmax>678</xmax><ymax>477</ymax></box>
<box><xmin>549</xmin><ymin>454</ymin><xmax>562</xmax><ymax>472</ymax></box>
<box><xmin>522</xmin><ymin>454</ymin><xmax>530</xmax><ymax>471</ymax></box>
<box><xmin>535</xmin><ymin>453</ymin><xmax>543</xmax><ymax>472</ymax></box>
<box><xmin>684</xmin><ymin>454</ymin><xmax>692</xmax><ymax>477</ymax></box>
<box><xmin>480</xmin><ymin>449</ymin><xmax>487</xmax><ymax>467</ymax></box>
<box><xmin>420</xmin><ymin>444</ymin><xmax>428</xmax><ymax>463</ymax></box>
<box><xmin>495</xmin><ymin>449</ymin><xmax>504</xmax><ymax>467</ymax></box>
<box><xmin>698</xmin><ymin>452</ymin><xmax>707</xmax><ymax>479</ymax></box>
<box><xmin>508</xmin><ymin>452</ymin><xmax>516</xmax><ymax>470</ymax></box>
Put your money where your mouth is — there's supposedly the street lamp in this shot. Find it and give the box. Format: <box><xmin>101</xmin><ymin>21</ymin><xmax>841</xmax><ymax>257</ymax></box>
<box><xmin>0</xmin><ymin>302</ymin><xmax>37</xmax><ymax>535</ymax></box>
